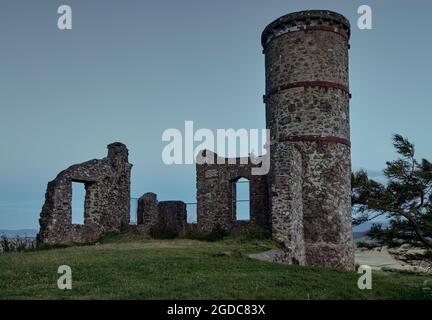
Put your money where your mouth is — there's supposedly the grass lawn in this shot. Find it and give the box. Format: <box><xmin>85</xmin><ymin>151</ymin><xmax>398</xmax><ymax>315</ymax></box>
<box><xmin>0</xmin><ymin>233</ymin><xmax>431</xmax><ymax>300</ymax></box>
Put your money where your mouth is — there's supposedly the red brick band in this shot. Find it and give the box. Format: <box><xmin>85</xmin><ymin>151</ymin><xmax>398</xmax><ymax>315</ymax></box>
<box><xmin>279</xmin><ymin>135</ymin><xmax>351</xmax><ymax>147</ymax></box>
<box><xmin>264</xmin><ymin>81</ymin><xmax>350</xmax><ymax>102</ymax></box>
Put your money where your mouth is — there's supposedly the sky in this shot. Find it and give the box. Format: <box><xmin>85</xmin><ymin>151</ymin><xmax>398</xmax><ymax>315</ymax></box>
<box><xmin>0</xmin><ymin>0</ymin><xmax>431</xmax><ymax>229</ymax></box>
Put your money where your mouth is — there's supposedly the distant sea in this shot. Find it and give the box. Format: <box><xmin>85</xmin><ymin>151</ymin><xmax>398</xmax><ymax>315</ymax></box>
<box><xmin>0</xmin><ymin>222</ymin><xmax>381</xmax><ymax>240</ymax></box>
<box><xmin>0</xmin><ymin>229</ymin><xmax>38</xmax><ymax>239</ymax></box>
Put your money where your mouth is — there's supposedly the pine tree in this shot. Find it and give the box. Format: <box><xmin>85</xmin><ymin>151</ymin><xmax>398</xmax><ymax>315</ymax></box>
<box><xmin>352</xmin><ymin>134</ymin><xmax>432</xmax><ymax>249</ymax></box>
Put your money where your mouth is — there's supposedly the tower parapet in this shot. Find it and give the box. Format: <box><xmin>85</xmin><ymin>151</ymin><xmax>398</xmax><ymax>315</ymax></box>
<box><xmin>262</xmin><ymin>10</ymin><xmax>350</xmax><ymax>48</ymax></box>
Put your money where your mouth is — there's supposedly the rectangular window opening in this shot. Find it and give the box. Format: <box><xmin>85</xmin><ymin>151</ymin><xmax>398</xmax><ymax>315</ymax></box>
<box><xmin>130</xmin><ymin>198</ymin><xmax>137</xmax><ymax>225</ymax></box>
<box><xmin>72</xmin><ymin>182</ymin><xmax>86</xmax><ymax>225</ymax></box>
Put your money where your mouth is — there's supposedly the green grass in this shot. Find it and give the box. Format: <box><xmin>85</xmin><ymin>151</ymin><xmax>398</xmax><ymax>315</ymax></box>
<box><xmin>0</xmin><ymin>233</ymin><xmax>431</xmax><ymax>300</ymax></box>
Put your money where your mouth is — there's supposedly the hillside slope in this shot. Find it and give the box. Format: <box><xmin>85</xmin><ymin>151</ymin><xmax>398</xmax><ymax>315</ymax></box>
<box><xmin>0</xmin><ymin>235</ymin><xmax>430</xmax><ymax>300</ymax></box>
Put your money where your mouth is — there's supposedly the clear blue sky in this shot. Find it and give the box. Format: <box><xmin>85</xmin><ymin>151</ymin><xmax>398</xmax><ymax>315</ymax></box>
<box><xmin>0</xmin><ymin>0</ymin><xmax>431</xmax><ymax>229</ymax></box>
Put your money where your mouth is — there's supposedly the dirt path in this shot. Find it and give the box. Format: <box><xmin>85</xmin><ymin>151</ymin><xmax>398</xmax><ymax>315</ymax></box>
<box><xmin>249</xmin><ymin>247</ymin><xmax>430</xmax><ymax>273</ymax></box>
<box><xmin>355</xmin><ymin>247</ymin><xmax>407</xmax><ymax>271</ymax></box>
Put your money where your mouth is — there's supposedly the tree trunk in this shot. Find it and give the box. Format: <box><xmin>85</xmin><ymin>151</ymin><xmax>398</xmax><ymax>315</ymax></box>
<box><xmin>398</xmin><ymin>209</ymin><xmax>432</xmax><ymax>249</ymax></box>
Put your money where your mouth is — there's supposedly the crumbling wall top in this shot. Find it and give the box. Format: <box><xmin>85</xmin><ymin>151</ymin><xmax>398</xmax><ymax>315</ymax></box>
<box><xmin>37</xmin><ymin>142</ymin><xmax>132</xmax><ymax>246</ymax></box>
<box><xmin>107</xmin><ymin>142</ymin><xmax>129</xmax><ymax>163</ymax></box>
<box><xmin>261</xmin><ymin>10</ymin><xmax>351</xmax><ymax>47</ymax></box>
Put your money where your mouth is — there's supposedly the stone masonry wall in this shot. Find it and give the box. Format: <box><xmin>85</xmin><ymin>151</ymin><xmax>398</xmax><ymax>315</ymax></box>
<box><xmin>196</xmin><ymin>150</ymin><xmax>270</xmax><ymax>232</ymax></box>
<box><xmin>37</xmin><ymin>143</ymin><xmax>132</xmax><ymax>246</ymax></box>
<box><xmin>300</xmin><ymin>142</ymin><xmax>353</xmax><ymax>269</ymax></box>
<box><xmin>269</xmin><ymin>143</ymin><xmax>305</xmax><ymax>264</ymax></box>
<box><xmin>262</xmin><ymin>10</ymin><xmax>354</xmax><ymax>270</ymax></box>
<box><xmin>137</xmin><ymin>192</ymin><xmax>159</xmax><ymax>226</ymax></box>
<box><xmin>158</xmin><ymin>201</ymin><xmax>187</xmax><ymax>233</ymax></box>
<box><xmin>136</xmin><ymin>193</ymin><xmax>187</xmax><ymax>233</ymax></box>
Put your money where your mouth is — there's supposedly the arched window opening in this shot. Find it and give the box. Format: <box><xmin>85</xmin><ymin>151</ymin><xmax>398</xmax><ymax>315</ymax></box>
<box><xmin>232</xmin><ymin>177</ymin><xmax>250</xmax><ymax>221</ymax></box>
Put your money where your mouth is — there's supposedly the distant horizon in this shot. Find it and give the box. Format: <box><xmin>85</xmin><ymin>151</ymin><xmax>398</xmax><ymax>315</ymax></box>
<box><xmin>0</xmin><ymin>219</ymin><xmax>386</xmax><ymax>235</ymax></box>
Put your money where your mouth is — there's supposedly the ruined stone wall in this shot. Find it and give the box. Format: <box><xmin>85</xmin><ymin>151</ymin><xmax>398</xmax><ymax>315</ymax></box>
<box><xmin>269</xmin><ymin>143</ymin><xmax>305</xmax><ymax>264</ymax></box>
<box><xmin>196</xmin><ymin>151</ymin><xmax>270</xmax><ymax>232</ymax></box>
<box><xmin>137</xmin><ymin>192</ymin><xmax>159</xmax><ymax>226</ymax></box>
<box><xmin>136</xmin><ymin>193</ymin><xmax>187</xmax><ymax>232</ymax></box>
<box><xmin>37</xmin><ymin>143</ymin><xmax>132</xmax><ymax>245</ymax></box>
<box><xmin>300</xmin><ymin>142</ymin><xmax>353</xmax><ymax>269</ymax></box>
<box><xmin>262</xmin><ymin>10</ymin><xmax>354</xmax><ymax>270</ymax></box>
<box><xmin>158</xmin><ymin>201</ymin><xmax>187</xmax><ymax>233</ymax></box>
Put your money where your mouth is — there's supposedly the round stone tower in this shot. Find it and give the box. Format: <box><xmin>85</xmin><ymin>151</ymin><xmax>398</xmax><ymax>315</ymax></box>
<box><xmin>262</xmin><ymin>10</ymin><xmax>354</xmax><ymax>269</ymax></box>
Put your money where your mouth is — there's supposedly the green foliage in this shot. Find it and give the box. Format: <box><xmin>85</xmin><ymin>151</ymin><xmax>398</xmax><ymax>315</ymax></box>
<box><xmin>179</xmin><ymin>224</ymin><xmax>208</xmax><ymax>241</ymax></box>
<box><xmin>352</xmin><ymin>134</ymin><xmax>432</xmax><ymax>248</ymax></box>
<box><xmin>178</xmin><ymin>224</ymin><xmax>272</xmax><ymax>242</ymax></box>
<box><xmin>179</xmin><ymin>224</ymin><xmax>228</xmax><ymax>242</ymax></box>
<box><xmin>392</xmin><ymin>134</ymin><xmax>415</xmax><ymax>159</ymax></box>
<box><xmin>14</xmin><ymin>236</ymin><xmax>30</xmax><ymax>252</ymax></box>
<box><xmin>367</xmin><ymin>221</ymin><xmax>417</xmax><ymax>247</ymax></box>
<box><xmin>355</xmin><ymin>240</ymin><xmax>380</xmax><ymax>250</ymax></box>
<box><xmin>229</xmin><ymin>224</ymin><xmax>272</xmax><ymax>241</ymax></box>
<box><xmin>0</xmin><ymin>235</ymin><xmax>35</xmax><ymax>253</ymax></box>
<box><xmin>97</xmin><ymin>231</ymin><xmax>150</xmax><ymax>244</ymax></box>
<box><xmin>148</xmin><ymin>224</ymin><xmax>178</xmax><ymax>239</ymax></box>
<box><xmin>34</xmin><ymin>244</ymin><xmax>68</xmax><ymax>252</ymax></box>
<box><xmin>0</xmin><ymin>235</ymin><xmax>11</xmax><ymax>253</ymax></box>
<box><xmin>403</xmin><ymin>250</ymin><xmax>432</xmax><ymax>264</ymax></box>
<box><xmin>179</xmin><ymin>224</ymin><xmax>229</xmax><ymax>242</ymax></box>
<box><xmin>206</xmin><ymin>224</ymin><xmax>229</xmax><ymax>241</ymax></box>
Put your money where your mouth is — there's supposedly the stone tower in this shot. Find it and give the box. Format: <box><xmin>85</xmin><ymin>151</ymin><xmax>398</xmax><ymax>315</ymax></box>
<box><xmin>262</xmin><ymin>10</ymin><xmax>354</xmax><ymax>269</ymax></box>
